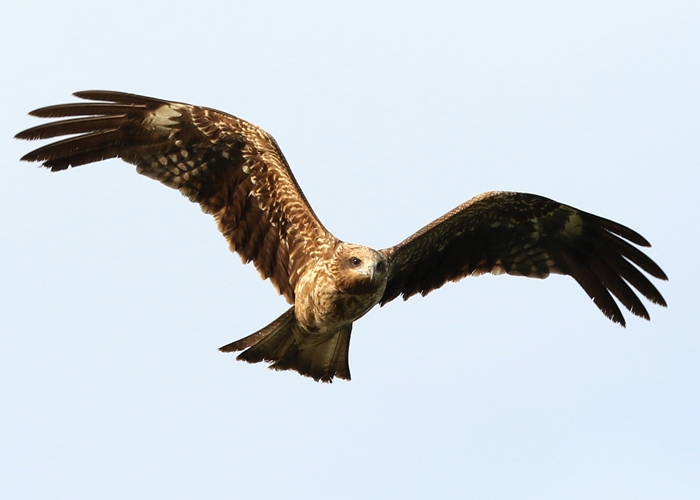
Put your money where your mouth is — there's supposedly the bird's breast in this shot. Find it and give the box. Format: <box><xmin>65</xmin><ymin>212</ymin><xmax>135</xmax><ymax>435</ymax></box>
<box><xmin>293</xmin><ymin>265</ymin><xmax>385</xmax><ymax>333</ymax></box>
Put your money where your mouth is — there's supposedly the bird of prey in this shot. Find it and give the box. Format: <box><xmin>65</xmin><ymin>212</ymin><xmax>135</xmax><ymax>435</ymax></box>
<box><xmin>16</xmin><ymin>91</ymin><xmax>667</xmax><ymax>382</ymax></box>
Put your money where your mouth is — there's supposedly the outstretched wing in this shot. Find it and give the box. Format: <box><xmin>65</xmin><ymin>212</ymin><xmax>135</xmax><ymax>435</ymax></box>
<box><xmin>380</xmin><ymin>191</ymin><xmax>667</xmax><ymax>326</ymax></box>
<box><xmin>16</xmin><ymin>91</ymin><xmax>336</xmax><ymax>302</ymax></box>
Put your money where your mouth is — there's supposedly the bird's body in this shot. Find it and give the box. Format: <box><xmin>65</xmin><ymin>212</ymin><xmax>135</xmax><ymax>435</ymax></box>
<box><xmin>16</xmin><ymin>91</ymin><xmax>668</xmax><ymax>382</ymax></box>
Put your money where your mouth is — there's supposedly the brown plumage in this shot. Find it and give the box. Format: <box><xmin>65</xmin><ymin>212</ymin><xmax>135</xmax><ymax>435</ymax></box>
<box><xmin>16</xmin><ymin>91</ymin><xmax>668</xmax><ymax>382</ymax></box>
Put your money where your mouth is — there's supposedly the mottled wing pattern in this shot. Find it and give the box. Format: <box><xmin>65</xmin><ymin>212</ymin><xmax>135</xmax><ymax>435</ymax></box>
<box><xmin>380</xmin><ymin>191</ymin><xmax>667</xmax><ymax>326</ymax></box>
<box><xmin>16</xmin><ymin>91</ymin><xmax>336</xmax><ymax>302</ymax></box>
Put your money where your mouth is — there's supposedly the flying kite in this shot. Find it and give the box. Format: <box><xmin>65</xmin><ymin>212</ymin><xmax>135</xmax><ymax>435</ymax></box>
<box><xmin>16</xmin><ymin>91</ymin><xmax>667</xmax><ymax>382</ymax></box>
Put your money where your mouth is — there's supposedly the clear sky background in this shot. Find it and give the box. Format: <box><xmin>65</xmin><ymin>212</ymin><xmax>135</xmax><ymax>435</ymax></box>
<box><xmin>1</xmin><ymin>1</ymin><xmax>698</xmax><ymax>499</ymax></box>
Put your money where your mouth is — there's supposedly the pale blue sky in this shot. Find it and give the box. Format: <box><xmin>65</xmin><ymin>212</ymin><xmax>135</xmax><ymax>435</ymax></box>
<box><xmin>2</xmin><ymin>1</ymin><xmax>698</xmax><ymax>499</ymax></box>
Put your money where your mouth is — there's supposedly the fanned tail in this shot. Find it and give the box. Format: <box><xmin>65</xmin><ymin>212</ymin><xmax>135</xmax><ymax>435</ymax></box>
<box><xmin>219</xmin><ymin>307</ymin><xmax>353</xmax><ymax>382</ymax></box>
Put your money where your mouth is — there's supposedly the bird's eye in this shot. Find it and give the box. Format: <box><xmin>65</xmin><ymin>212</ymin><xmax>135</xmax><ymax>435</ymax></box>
<box><xmin>351</xmin><ymin>257</ymin><xmax>362</xmax><ymax>267</ymax></box>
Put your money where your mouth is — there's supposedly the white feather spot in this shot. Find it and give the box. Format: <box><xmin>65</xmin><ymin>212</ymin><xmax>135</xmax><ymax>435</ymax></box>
<box><xmin>144</xmin><ymin>105</ymin><xmax>181</xmax><ymax>128</ymax></box>
<box><xmin>564</xmin><ymin>214</ymin><xmax>583</xmax><ymax>237</ymax></box>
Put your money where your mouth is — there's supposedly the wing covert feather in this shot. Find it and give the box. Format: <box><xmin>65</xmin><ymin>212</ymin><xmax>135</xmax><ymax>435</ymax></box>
<box><xmin>380</xmin><ymin>191</ymin><xmax>667</xmax><ymax>326</ymax></box>
<box><xmin>16</xmin><ymin>91</ymin><xmax>335</xmax><ymax>302</ymax></box>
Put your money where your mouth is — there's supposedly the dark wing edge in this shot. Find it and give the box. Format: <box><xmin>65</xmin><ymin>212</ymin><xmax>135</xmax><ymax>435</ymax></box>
<box><xmin>379</xmin><ymin>191</ymin><xmax>667</xmax><ymax>326</ymax></box>
<box><xmin>16</xmin><ymin>90</ymin><xmax>336</xmax><ymax>302</ymax></box>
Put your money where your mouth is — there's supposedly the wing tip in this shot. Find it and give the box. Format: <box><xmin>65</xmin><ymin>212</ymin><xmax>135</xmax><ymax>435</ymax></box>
<box><xmin>72</xmin><ymin>90</ymin><xmax>118</xmax><ymax>101</ymax></box>
<box><xmin>218</xmin><ymin>344</ymin><xmax>238</xmax><ymax>353</ymax></box>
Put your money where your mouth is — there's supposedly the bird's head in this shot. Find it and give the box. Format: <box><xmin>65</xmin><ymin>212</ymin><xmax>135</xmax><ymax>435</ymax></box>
<box><xmin>333</xmin><ymin>243</ymin><xmax>388</xmax><ymax>295</ymax></box>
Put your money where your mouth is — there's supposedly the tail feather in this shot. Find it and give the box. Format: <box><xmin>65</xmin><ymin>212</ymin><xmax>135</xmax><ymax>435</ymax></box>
<box><xmin>220</xmin><ymin>307</ymin><xmax>296</xmax><ymax>361</ymax></box>
<box><xmin>219</xmin><ymin>307</ymin><xmax>353</xmax><ymax>382</ymax></box>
